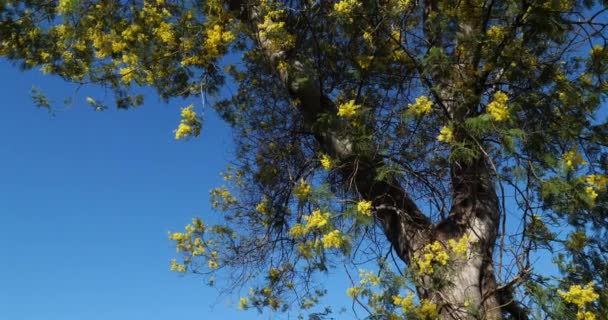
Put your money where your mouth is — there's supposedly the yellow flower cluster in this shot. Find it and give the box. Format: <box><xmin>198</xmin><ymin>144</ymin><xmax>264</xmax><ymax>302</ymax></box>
<box><xmin>170</xmin><ymin>258</ymin><xmax>186</xmax><ymax>273</ymax></box>
<box><xmin>257</xmin><ymin>0</ymin><xmax>295</xmax><ymax>52</ymax></box>
<box><xmin>415</xmin><ymin>241</ymin><xmax>449</xmax><ymax>275</ymax></box>
<box><xmin>256</xmin><ymin>196</ymin><xmax>270</xmax><ymax>214</ymax></box>
<box><xmin>303</xmin><ymin>209</ymin><xmax>329</xmax><ymax>229</ymax></box>
<box><xmin>238</xmin><ymin>297</ymin><xmax>248</xmax><ymax>310</ymax></box>
<box><xmin>174</xmin><ymin>105</ymin><xmax>201</xmax><ymax>140</ymax></box>
<box><xmin>57</xmin><ymin>0</ymin><xmax>76</xmax><ymax>14</ymax></box>
<box><xmin>289</xmin><ymin>223</ymin><xmax>306</xmax><ymax>238</ymax></box>
<box><xmin>559</xmin><ymin>282</ymin><xmax>599</xmax><ymax>308</ymax></box>
<box><xmin>486</xmin><ymin>91</ymin><xmax>509</xmax><ymax>121</ymax></box>
<box><xmin>408</xmin><ymin>95</ymin><xmax>433</xmax><ymax>116</ymax></box>
<box><xmin>590</xmin><ymin>45</ymin><xmax>604</xmax><ymax>59</ymax></box>
<box><xmin>337</xmin><ymin>100</ymin><xmax>361</xmax><ymax>118</ymax></box>
<box><xmin>359</xmin><ymin>269</ymin><xmax>381</xmax><ymax>286</ymax></box>
<box><xmin>294</xmin><ymin>179</ymin><xmax>312</xmax><ymax>201</ymax></box>
<box><xmin>168</xmin><ymin>218</ymin><xmax>208</xmax><ymax>272</ymax></box>
<box><xmin>320</xmin><ymin>154</ymin><xmax>333</xmax><ymax>171</ymax></box>
<box><xmin>562</xmin><ymin>148</ymin><xmax>587</xmax><ymax>170</ymax></box>
<box><xmin>418</xmin><ymin>299</ymin><xmax>439</xmax><ymax>318</ymax></box>
<box><xmin>486</xmin><ymin>26</ymin><xmax>506</xmax><ymax>41</ymax></box>
<box><xmin>210</xmin><ymin>185</ymin><xmax>238</xmax><ymax>210</ymax></box>
<box><xmin>559</xmin><ymin>282</ymin><xmax>599</xmax><ymax>320</ymax></box>
<box><xmin>321</xmin><ymin>230</ymin><xmax>345</xmax><ymax>249</ymax></box>
<box><xmin>333</xmin><ymin>0</ymin><xmax>361</xmax><ymax>17</ymax></box>
<box><xmin>392</xmin><ymin>294</ymin><xmax>415</xmax><ymax>313</ymax></box>
<box><xmin>297</xmin><ymin>240</ymin><xmax>314</xmax><ymax>258</ymax></box>
<box><xmin>155</xmin><ymin>21</ymin><xmax>175</xmax><ymax>44</ymax></box>
<box><xmin>585</xmin><ymin>174</ymin><xmax>607</xmax><ymax>201</ymax></box>
<box><xmin>437</xmin><ymin>126</ymin><xmax>453</xmax><ymax>143</ymax></box>
<box><xmin>204</xmin><ymin>24</ymin><xmax>235</xmax><ymax>58</ymax></box>
<box><xmin>357</xmin><ymin>200</ymin><xmax>373</xmax><ymax>216</ymax></box>
<box><xmin>208</xmin><ymin>260</ymin><xmax>219</xmax><ymax>269</ymax></box>
<box><xmin>396</xmin><ymin>0</ymin><xmax>411</xmax><ymax>11</ymax></box>
<box><xmin>289</xmin><ymin>209</ymin><xmax>332</xmax><ymax>239</ymax></box>
<box><xmin>346</xmin><ymin>286</ymin><xmax>360</xmax><ymax>298</ymax></box>
<box><xmin>448</xmin><ymin>234</ymin><xmax>470</xmax><ymax>256</ymax></box>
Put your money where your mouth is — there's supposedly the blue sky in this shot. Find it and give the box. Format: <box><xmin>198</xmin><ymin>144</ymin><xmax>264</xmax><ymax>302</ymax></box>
<box><xmin>0</xmin><ymin>60</ymin><xmax>334</xmax><ymax>319</ymax></box>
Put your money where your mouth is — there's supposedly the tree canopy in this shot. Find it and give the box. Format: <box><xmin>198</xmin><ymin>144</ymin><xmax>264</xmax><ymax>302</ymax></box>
<box><xmin>2</xmin><ymin>0</ymin><xmax>608</xmax><ymax>319</ymax></box>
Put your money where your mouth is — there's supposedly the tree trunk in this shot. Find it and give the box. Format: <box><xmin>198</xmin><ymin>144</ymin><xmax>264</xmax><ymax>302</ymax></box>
<box><xmin>427</xmin><ymin>253</ymin><xmax>503</xmax><ymax>320</ymax></box>
<box><xmin>228</xmin><ymin>0</ymin><xmax>511</xmax><ymax>318</ymax></box>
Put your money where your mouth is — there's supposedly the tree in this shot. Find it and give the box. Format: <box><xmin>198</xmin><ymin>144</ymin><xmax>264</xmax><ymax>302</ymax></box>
<box><xmin>1</xmin><ymin>0</ymin><xmax>607</xmax><ymax>318</ymax></box>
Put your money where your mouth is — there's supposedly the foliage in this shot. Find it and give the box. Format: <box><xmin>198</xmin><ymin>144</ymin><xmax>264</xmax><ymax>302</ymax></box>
<box><xmin>2</xmin><ymin>0</ymin><xmax>608</xmax><ymax>319</ymax></box>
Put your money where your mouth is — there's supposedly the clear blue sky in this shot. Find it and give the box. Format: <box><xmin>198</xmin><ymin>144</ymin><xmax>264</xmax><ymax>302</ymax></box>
<box><xmin>0</xmin><ymin>61</ymin><xmax>358</xmax><ymax>320</ymax></box>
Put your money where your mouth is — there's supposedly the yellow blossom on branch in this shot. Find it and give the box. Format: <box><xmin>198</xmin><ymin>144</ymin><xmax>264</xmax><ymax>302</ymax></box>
<box><xmin>346</xmin><ymin>286</ymin><xmax>360</xmax><ymax>298</ymax></box>
<box><xmin>303</xmin><ymin>209</ymin><xmax>329</xmax><ymax>229</ymax></box>
<box><xmin>408</xmin><ymin>95</ymin><xmax>433</xmax><ymax>116</ymax></box>
<box><xmin>559</xmin><ymin>282</ymin><xmax>599</xmax><ymax>308</ymax></box>
<box><xmin>356</xmin><ymin>200</ymin><xmax>373</xmax><ymax>216</ymax></box>
<box><xmin>392</xmin><ymin>293</ymin><xmax>415</xmax><ymax>313</ymax></box>
<box><xmin>562</xmin><ymin>148</ymin><xmax>587</xmax><ymax>170</ymax></box>
<box><xmin>321</xmin><ymin>230</ymin><xmax>345</xmax><ymax>249</ymax></box>
<box><xmin>320</xmin><ymin>154</ymin><xmax>333</xmax><ymax>170</ymax></box>
<box><xmin>337</xmin><ymin>100</ymin><xmax>361</xmax><ymax>118</ymax></box>
<box><xmin>437</xmin><ymin>126</ymin><xmax>453</xmax><ymax>143</ymax></box>
<box><xmin>238</xmin><ymin>297</ymin><xmax>249</xmax><ymax>310</ymax></box>
<box><xmin>289</xmin><ymin>223</ymin><xmax>306</xmax><ymax>238</ymax></box>
<box><xmin>486</xmin><ymin>91</ymin><xmax>509</xmax><ymax>121</ymax></box>
<box><xmin>448</xmin><ymin>234</ymin><xmax>470</xmax><ymax>256</ymax></box>
<box><xmin>333</xmin><ymin>0</ymin><xmax>361</xmax><ymax>17</ymax></box>
<box><xmin>294</xmin><ymin>179</ymin><xmax>312</xmax><ymax>201</ymax></box>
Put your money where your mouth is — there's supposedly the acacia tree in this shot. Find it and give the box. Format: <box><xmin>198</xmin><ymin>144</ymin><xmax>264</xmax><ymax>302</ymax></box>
<box><xmin>2</xmin><ymin>0</ymin><xmax>608</xmax><ymax>318</ymax></box>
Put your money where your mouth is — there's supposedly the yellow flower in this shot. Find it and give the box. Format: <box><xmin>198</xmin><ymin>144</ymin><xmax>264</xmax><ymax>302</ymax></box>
<box><xmin>208</xmin><ymin>260</ymin><xmax>219</xmax><ymax>269</ymax></box>
<box><xmin>175</xmin><ymin>123</ymin><xmax>193</xmax><ymax>140</ymax></box>
<box><xmin>333</xmin><ymin>0</ymin><xmax>361</xmax><ymax>16</ymax></box>
<box><xmin>321</xmin><ymin>230</ymin><xmax>345</xmax><ymax>249</ymax></box>
<box><xmin>486</xmin><ymin>91</ymin><xmax>509</xmax><ymax>121</ymax></box>
<box><xmin>558</xmin><ymin>282</ymin><xmax>599</xmax><ymax>308</ymax></box>
<box><xmin>408</xmin><ymin>95</ymin><xmax>433</xmax><ymax>116</ymax></box>
<box><xmin>320</xmin><ymin>154</ymin><xmax>332</xmax><ymax>170</ymax></box>
<box><xmin>356</xmin><ymin>200</ymin><xmax>373</xmax><ymax>216</ymax></box>
<box><xmin>170</xmin><ymin>259</ymin><xmax>178</xmax><ymax>271</ymax></box>
<box><xmin>294</xmin><ymin>179</ymin><xmax>312</xmax><ymax>201</ymax></box>
<box><xmin>577</xmin><ymin>310</ymin><xmax>597</xmax><ymax>320</ymax></box>
<box><xmin>586</xmin><ymin>174</ymin><xmax>608</xmax><ymax>191</ymax></box>
<box><xmin>415</xmin><ymin>241</ymin><xmax>449</xmax><ymax>275</ymax></box>
<box><xmin>417</xmin><ymin>299</ymin><xmax>439</xmax><ymax>318</ymax></box>
<box><xmin>204</xmin><ymin>24</ymin><xmax>235</xmax><ymax>58</ymax></box>
<box><xmin>590</xmin><ymin>45</ymin><xmax>604</xmax><ymax>59</ymax></box>
<box><xmin>181</xmin><ymin>105</ymin><xmax>197</xmax><ymax>122</ymax></box>
<box><xmin>437</xmin><ymin>126</ymin><xmax>453</xmax><ymax>143</ymax></box>
<box><xmin>289</xmin><ymin>223</ymin><xmax>307</xmax><ymax>238</ymax></box>
<box><xmin>119</xmin><ymin>66</ymin><xmax>135</xmax><ymax>85</ymax></box>
<box><xmin>392</xmin><ymin>294</ymin><xmax>415</xmax><ymax>313</ymax></box>
<box><xmin>562</xmin><ymin>148</ymin><xmax>587</xmax><ymax>169</ymax></box>
<box><xmin>303</xmin><ymin>209</ymin><xmax>329</xmax><ymax>229</ymax></box>
<box><xmin>297</xmin><ymin>241</ymin><xmax>314</xmax><ymax>258</ymax></box>
<box><xmin>346</xmin><ymin>286</ymin><xmax>360</xmax><ymax>297</ymax></box>
<box><xmin>585</xmin><ymin>186</ymin><xmax>598</xmax><ymax>201</ymax></box>
<box><xmin>155</xmin><ymin>22</ymin><xmax>175</xmax><ymax>44</ymax></box>
<box><xmin>486</xmin><ymin>25</ymin><xmax>506</xmax><ymax>40</ymax></box>
<box><xmin>174</xmin><ymin>105</ymin><xmax>201</xmax><ymax>140</ymax></box>
<box><xmin>448</xmin><ymin>234</ymin><xmax>470</xmax><ymax>256</ymax></box>
<box><xmin>337</xmin><ymin>100</ymin><xmax>361</xmax><ymax>118</ymax></box>
<box><xmin>256</xmin><ymin>196</ymin><xmax>269</xmax><ymax>214</ymax></box>
<box><xmin>238</xmin><ymin>297</ymin><xmax>248</xmax><ymax>310</ymax></box>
